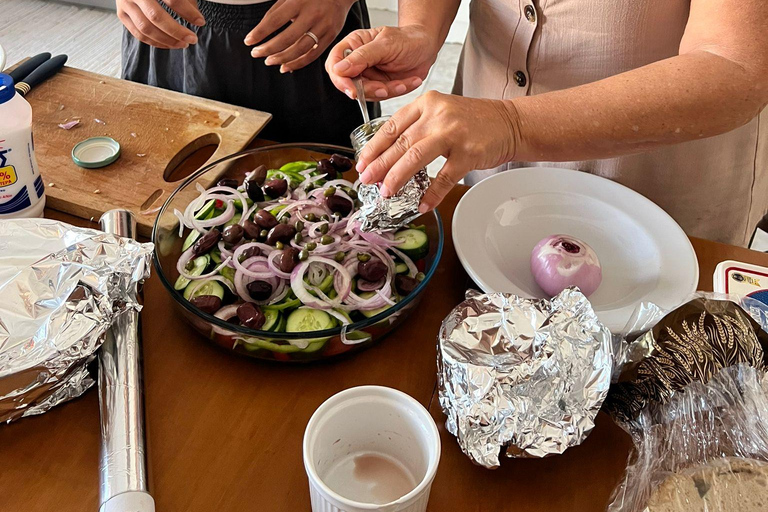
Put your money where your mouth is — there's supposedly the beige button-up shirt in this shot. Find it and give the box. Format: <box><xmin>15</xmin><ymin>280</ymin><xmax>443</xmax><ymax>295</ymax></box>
<box><xmin>454</xmin><ymin>0</ymin><xmax>768</xmax><ymax>246</ymax></box>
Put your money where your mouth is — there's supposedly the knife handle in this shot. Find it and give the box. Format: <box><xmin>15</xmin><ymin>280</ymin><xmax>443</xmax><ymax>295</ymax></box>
<box><xmin>15</xmin><ymin>54</ymin><xmax>67</xmax><ymax>96</ymax></box>
<box><xmin>8</xmin><ymin>52</ymin><xmax>51</xmax><ymax>83</ymax></box>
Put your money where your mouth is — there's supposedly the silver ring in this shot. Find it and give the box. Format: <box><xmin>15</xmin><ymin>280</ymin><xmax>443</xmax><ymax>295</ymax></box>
<box><xmin>303</xmin><ymin>31</ymin><xmax>319</xmax><ymax>49</ymax></box>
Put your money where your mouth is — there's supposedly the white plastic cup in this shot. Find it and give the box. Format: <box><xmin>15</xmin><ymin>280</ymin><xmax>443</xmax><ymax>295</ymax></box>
<box><xmin>303</xmin><ymin>386</ymin><xmax>441</xmax><ymax>512</ymax></box>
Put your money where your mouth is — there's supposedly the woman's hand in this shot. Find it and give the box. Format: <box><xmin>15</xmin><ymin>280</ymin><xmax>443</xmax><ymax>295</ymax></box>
<box><xmin>245</xmin><ymin>0</ymin><xmax>356</xmax><ymax>73</ymax></box>
<box><xmin>357</xmin><ymin>91</ymin><xmax>520</xmax><ymax>212</ymax></box>
<box><xmin>116</xmin><ymin>0</ymin><xmax>204</xmax><ymax>49</ymax></box>
<box><xmin>326</xmin><ymin>25</ymin><xmax>438</xmax><ymax>100</ymax></box>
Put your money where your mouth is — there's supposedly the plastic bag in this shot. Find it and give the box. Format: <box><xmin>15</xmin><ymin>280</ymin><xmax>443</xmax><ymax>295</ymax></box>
<box><xmin>606</xmin><ymin>295</ymin><xmax>768</xmax><ymax>512</ymax></box>
<box><xmin>607</xmin><ymin>364</ymin><xmax>768</xmax><ymax>512</ymax></box>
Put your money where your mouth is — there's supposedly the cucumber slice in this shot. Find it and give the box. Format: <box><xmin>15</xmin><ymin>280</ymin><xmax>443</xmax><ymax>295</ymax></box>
<box><xmin>195</xmin><ymin>199</ymin><xmax>216</xmax><ymax>219</ymax></box>
<box><xmin>242</xmin><ymin>337</ymin><xmax>326</xmax><ymax>354</ymax></box>
<box><xmin>394</xmin><ymin>228</ymin><xmax>429</xmax><ymax>261</ymax></box>
<box><xmin>184</xmin><ymin>279</ymin><xmax>225</xmax><ymax>301</ymax></box>
<box><xmin>224</xmin><ymin>212</ymin><xmax>241</xmax><ymax>227</ymax></box>
<box><xmin>234</xmin><ymin>198</ymin><xmax>253</xmax><ymax>211</ymax></box>
<box><xmin>265</xmin><ymin>297</ymin><xmax>301</xmax><ymax>311</ymax></box>
<box><xmin>269</xmin><ymin>204</ymin><xmax>288</xmax><ymax>216</ymax></box>
<box><xmin>306</xmin><ymin>274</ymin><xmax>335</xmax><ymax>296</ymax></box>
<box><xmin>211</xmin><ymin>250</ymin><xmax>222</xmax><ymax>265</ymax></box>
<box><xmin>174</xmin><ymin>254</ymin><xmax>210</xmax><ymax>290</ymax></box>
<box><xmin>262</xmin><ymin>309</ymin><xmax>281</xmax><ymax>331</ymax></box>
<box><xmin>220</xmin><ymin>265</ymin><xmax>236</xmax><ymax>285</ymax></box>
<box><xmin>358</xmin><ymin>291</ymin><xmax>396</xmax><ymax>318</ymax></box>
<box><xmin>395</xmin><ymin>262</ymin><xmax>409</xmax><ymax>274</ymax></box>
<box><xmin>182</xmin><ymin>230</ymin><xmax>201</xmax><ymax>251</ymax></box>
<box><xmin>181</xmin><ymin>203</ymin><xmax>218</xmax><ymax>249</ymax></box>
<box><xmin>286</xmin><ymin>308</ymin><xmax>335</xmax><ymax>332</ymax></box>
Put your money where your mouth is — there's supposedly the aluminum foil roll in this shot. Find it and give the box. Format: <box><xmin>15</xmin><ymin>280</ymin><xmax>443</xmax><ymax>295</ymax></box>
<box><xmin>437</xmin><ymin>288</ymin><xmax>613</xmax><ymax>468</ymax></box>
<box><xmin>357</xmin><ymin>169</ymin><xmax>430</xmax><ymax>232</ymax></box>
<box><xmin>0</xmin><ymin>218</ymin><xmax>153</xmax><ymax>424</ymax></box>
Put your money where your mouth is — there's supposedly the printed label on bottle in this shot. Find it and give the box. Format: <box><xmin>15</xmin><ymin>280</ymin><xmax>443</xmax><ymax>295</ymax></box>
<box><xmin>0</xmin><ymin>149</ymin><xmax>18</xmax><ymax>188</ymax></box>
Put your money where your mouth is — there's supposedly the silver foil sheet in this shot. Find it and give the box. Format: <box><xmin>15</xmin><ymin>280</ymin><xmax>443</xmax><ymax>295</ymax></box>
<box><xmin>438</xmin><ymin>288</ymin><xmax>613</xmax><ymax>468</ymax></box>
<box><xmin>357</xmin><ymin>169</ymin><xmax>430</xmax><ymax>232</ymax></box>
<box><xmin>0</xmin><ymin>218</ymin><xmax>153</xmax><ymax>424</ymax></box>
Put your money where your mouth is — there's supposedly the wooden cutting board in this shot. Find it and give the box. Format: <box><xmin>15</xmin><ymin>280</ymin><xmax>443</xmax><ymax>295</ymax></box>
<box><xmin>19</xmin><ymin>65</ymin><xmax>271</xmax><ymax>236</ymax></box>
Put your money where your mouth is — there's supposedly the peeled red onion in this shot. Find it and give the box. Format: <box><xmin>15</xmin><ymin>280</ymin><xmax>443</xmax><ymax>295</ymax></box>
<box><xmin>530</xmin><ymin>235</ymin><xmax>602</xmax><ymax>297</ymax></box>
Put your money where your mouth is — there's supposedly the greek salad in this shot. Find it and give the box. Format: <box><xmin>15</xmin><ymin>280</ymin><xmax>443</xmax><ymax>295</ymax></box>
<box><xmin>172</xmin><ymin>155</ymin><xmax>429</xmax><ymax>352</ymax></box>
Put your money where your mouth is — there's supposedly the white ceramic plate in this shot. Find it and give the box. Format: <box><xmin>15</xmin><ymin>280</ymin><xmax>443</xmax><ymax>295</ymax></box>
<box><xmin>452</xmin><ymin>167</ymin><xmax>699</xmax><ymax>331</ymax></box>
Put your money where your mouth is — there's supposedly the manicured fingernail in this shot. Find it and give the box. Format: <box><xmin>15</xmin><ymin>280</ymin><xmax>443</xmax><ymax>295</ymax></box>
<box><xmin>334</xmin><ymin>60</ymin><xmax>351</xmax><ymax>73</ymax></box>
<box><xmin>379</xmin><ymin>184</ymin><xmax>391</xmax><ymax>197</ymax></box>
<box><xmin>356</xmin><ymin>161</ymin><xmax>366</xmax><ymax>173</ymax></box>
<box><xmin>251</xmin><ymin>47</ymin><xmax>263</xmax><ymax>57</ymax></box>
<box><xmin>394</xmin><ymin>84</ymin><xmax>407</xmax><ymax>94</ymax></box>
<box><xmin>360</xmin><ymin>170</ymin><xmax>373</xmax><ymax>184</ymax></box>
<box><xmin>280</xmin><ymin>65</ymin><xmax>289</xmax><ymax>74</ymax></box>
<box><xmin>412</xmin><ymin>77</ymin><xmax>423</xmax><ymax>87</ymax></box>
<box><xmin>418</xmin><ymin>202</ymin><xmax>430</xmax><ymax>213</ymax></box>
<box><xmin>265</xmin><ymin>57</ymin><xmax>275</xmax><ymax>66</ymax></box>
<box><xmin>194</xmin><ymin>18</ymin><xmax>205</xmax><ymax>26</ymax></box>
<box><xmin>344</xmin><ymin>89</ymin><xmax>354</xmax><ymax>99</ymax></box>
<box><xmin>184</xmin><ymin>35</ymin><xmax>197</xmax><ymax>44</ymax></box>
<box><xmin>374</xmin><ymin>89</ymin><xmax>388</xmax><ymax>98</ymax></box>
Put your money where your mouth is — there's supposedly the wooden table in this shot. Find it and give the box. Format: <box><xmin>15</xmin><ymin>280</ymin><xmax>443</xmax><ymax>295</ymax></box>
<box><xmin>2</xmin><ymin>187</ymin><xmax>768</xmax><ymax>512</ymax></box>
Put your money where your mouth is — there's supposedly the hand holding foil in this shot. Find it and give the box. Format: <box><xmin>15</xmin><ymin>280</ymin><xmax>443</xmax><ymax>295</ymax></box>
<box><xmin>438</xmin><ymin>288</ymin><xmax>612</xmax><ymax>468</ymax></box>
<box><xmin>0</xmin><ymin>219</ymin><xmax>153</xmax><ymax>423</ymax></box>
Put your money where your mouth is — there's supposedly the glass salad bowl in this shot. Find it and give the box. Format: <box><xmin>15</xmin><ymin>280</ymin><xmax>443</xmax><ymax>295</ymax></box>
<box><xmin>152</xmin><ymin>143</ymin><xmax>444</xmax><ymax>362</ymax></box>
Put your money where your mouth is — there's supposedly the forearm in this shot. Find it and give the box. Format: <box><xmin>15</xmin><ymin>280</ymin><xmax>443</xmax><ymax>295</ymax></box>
<box><xmin>398</xmin><ymin>0</ymin><xmax>459</xmax><ymax>50</ymax></box>
<box><xmin>508</xmin><ymin>51</ymin><xmax>768</xmax><ymax>162</ymax></box>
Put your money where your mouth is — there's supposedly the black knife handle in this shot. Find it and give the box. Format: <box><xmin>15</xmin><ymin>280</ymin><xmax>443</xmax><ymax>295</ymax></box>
<box><xmin>8</xmin><ymin>53</ymin><xmax>51</xmax><ymax>83</ymax></box>
<box><xmin>15</xmin><ymin>54</ymin><xmax>68</xmax><ymax>96</ymax></box>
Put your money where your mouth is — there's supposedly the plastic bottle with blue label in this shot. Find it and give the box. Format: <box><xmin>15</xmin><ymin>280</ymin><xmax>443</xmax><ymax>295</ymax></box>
<box><xmin>0</xmin><ymin>73</ymin><xmax>45</xmax><ymax>218</ymax></box>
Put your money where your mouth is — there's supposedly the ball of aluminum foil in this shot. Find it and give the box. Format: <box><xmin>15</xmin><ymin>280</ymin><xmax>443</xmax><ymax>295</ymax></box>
<box><xmin>437</xmin><ymin>288</ymin><xmax>612</xmax><ymax>468</ymax></box>
<box><xmin>0</xmin><ymin>219</ymin><xmax>153</xmax><ymax>423</ymax></box>
<box><xmin>356</xmin><ymin>169</ymin><xmax>430</xmax><ymax>232</ymax></box>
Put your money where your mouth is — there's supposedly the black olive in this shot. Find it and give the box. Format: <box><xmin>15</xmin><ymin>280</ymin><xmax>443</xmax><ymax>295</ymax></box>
<box><xmin>237</xmin><ymin>302</ymin><xmax>266</xmax><ymax>329</ymax></box>
<box><xmin>276</xmin><ymin>247</ymin><xmax>300</xmax><ymax>273</ymax></box>
<box><xmin>245</xmin><ymin>179</ymin><xmax>265</xmax><ymax>202</ymax></box>
<box><xmin>251</xmin><ymin>165</ymin><xmax>268</xmax><ymax>186</ymax></box>
<box><xmin>358</xmin><ymin>258</ymin><xmax>387</xmax><ymax>282</ymax></box>
<box><xmin>190</xmin><ymin>295</ymin><xmax>222</xmax><ymax>314</ymax></box>
<box><xmin>395</xmin><ymin>275</ymin><xmax>419</xmax><ymax>296</ymax></box>
<box><xmin>254</xmin><ymin>209</ymin><xmax>279</xmax><ymax>229</ymax></box>
<box><xmin>264</xmin><ymin>178</ymin><xmax>288</xmax><ymax>198</ymax></box>
<box><xmin>242</xmin><ymin>220</ymin><xmax>261</xmax><ymax>239</ymax></box>
<box><xmin>240</xmin><ymin>246</ymin><xmax>261</xmax><ymax>261</ymax></box>
<box><xmin>247</xmin><ymin>280</ymin><xmax>273</xmax><ymax>301</ymax></box>
<box><xmin>325</xmin><ymin>194</ymin><xmax>353</xmax><ymax>216</ymax></box>
<box><xmin>217</xmin><ymin>178</ymin><xmax>240</xmax><ymax>189</ymax></box>
<box><xmin>192</xmin><ymin>228</ymin><xmax>221</xmax><ymax>256</ymax></box>
<box><xmin>266</xmin><ymin>223</ymin><xmax>296</xmax><ymax>245</ymax></box>
<box><xmin>222</xmin><ymin>224</ymin><xmax>244</xmax><ymax>245</ymax></box>
<box><xmin>330</xmin><ymin>153</ymin><xmax>354</xmax><ymax>172</ymax></box>
<box><xmin>316</xmin><ymin>159</ymin><xmax>337</xmax><ymax>180</ymax></box>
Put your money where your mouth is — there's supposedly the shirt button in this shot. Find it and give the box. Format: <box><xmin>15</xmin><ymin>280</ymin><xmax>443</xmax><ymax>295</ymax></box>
<box><xmin>524</xmin><ymin>5</ymin><xmax>537</xmax><ymax>22</ymax></box>
<box><xmin>514</xmin><ymin>71</ymin><xmax>527</xmax><ymax>87</ymax></box>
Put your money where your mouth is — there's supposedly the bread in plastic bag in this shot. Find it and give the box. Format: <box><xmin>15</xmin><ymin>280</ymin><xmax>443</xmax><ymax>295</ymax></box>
<box><xmin>606</xmin><ymin>295</ymin><xmax>768</xmax><ymax>512</ymax></box>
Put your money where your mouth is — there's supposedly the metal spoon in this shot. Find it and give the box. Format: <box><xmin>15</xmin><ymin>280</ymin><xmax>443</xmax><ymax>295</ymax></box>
<box><xmin>344</xmin><ymin>48</ymin><xmax>370</xmax><ymax>125</ymax></box>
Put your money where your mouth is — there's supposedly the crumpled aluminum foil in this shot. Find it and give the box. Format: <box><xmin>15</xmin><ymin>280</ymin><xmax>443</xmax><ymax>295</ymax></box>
<box><xmin>0</xmin><ymin>218</ymin><xmax>153</xmax><ymax>424</ymax></box>
<box><xmin>357</xmin><ymin>169</ymin><xmax>430</xmax><ymax>232</ymax></box>
<box><xmin>438</xmin><ymin>288</ymin><xmax>613</xmax><ymax>468</ymax></box>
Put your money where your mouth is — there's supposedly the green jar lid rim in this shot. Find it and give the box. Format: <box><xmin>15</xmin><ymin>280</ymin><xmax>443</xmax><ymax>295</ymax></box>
<box><xmin>72</xmin><ymin>136</ymin><xmax>121</xmax><ymax>169</ymax></box>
